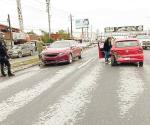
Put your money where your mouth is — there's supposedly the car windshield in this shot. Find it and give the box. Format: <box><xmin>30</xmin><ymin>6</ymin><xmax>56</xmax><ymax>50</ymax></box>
<box><xmin>115</xmin><ymin>41</ymin><xmax>139</xmax><ymax>48</ymax></box>
<box><xmin>49</xmin><ymin>42</ymin><xmax>70</xmax><ymax>48</ymax></box>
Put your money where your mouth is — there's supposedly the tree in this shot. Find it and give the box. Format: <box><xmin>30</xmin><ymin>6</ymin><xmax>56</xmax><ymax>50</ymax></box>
<box><xmin>56</xmin><ymin>30</ymin><xmax>70</xmax><ymax>40</ymax></box>
<box><xmin>27</xmin><ymin>30</ymin><xmax>36</xmax><ymax>35</ymax></box>
<box><xmin>40</xmin><ymin>30</ymin><xmax>54</xmax><ymax>43</ymax></box>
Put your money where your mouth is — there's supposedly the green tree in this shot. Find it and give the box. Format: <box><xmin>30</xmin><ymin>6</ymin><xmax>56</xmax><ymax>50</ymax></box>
<box><xmin>56</xmin><ymin>30</ymin><xmax>70</xmax><ymax>40</ymax></box>
<box><xmin>40</xmin><ymin>30</ymin><xmax>54</xmax><ymax>43</ymax></box>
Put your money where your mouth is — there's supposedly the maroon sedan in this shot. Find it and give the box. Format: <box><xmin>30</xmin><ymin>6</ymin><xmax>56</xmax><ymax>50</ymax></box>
<box><xmin>41</xmin><ymin>40</ymin><xmax>82</xmax><ymax>65</ymax></box>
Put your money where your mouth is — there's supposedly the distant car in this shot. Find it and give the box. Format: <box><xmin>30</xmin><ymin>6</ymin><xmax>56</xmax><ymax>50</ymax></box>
<box><xmin>41</xmin><ymin>40</ymin><xmax>82</xmax><ymax>65</ymax></box>
<box><xmin>136</xmin><ymin>35</ymin><xmax>150</xmax><ymax>49</ymax></box>
<box><xmin>110</xmin><ymin>38</ymin><xmax>144</xmax><ymax>66</ymax></box>
<box><xmin>8</xmin><ymin>43</ymin><xmax>34</xmax><ymax>58</ymax></box>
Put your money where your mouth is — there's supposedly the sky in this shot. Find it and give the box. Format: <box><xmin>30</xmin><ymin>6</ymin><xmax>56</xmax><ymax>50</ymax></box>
<box><xmin>0</xmin><ymin>0</ymin><xmax>150</xmax><ymax>34</ymax></box>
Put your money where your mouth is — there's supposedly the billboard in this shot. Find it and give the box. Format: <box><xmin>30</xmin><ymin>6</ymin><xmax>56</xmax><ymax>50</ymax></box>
<box><xmin>75</xmin><ymin>19</ymin><xmax>89</xmax><ymax>29</ymax></box>
<box><xmin>13</xmin><ymin>32</ymin><xmax>30</xmax><ymax>41</ymax></box>
<box><xmin>104</xmin><ymin>25</ymin><xmax>143</xmax><ymax>33</ymax></box>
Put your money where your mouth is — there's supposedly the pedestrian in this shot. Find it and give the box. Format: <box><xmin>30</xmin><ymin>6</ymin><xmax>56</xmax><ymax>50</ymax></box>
<box><xmin>0</xmin><ymin>39</ymin><xmax>14</xmax><ymax>77</ymax></box>
<box><xmin>103</xmin><ymin>37</ymin><xmax>112</xmax><ymax>63</ymax></box>
<box><xmin>36</xmin><ymin>38</ymin><xmax>45</xmax><ymax>59</ymax></box>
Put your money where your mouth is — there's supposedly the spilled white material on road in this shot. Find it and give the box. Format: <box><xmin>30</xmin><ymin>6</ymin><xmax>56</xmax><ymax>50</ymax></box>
<box><xmin>118</xmin><ymin>67</ymin><xmax>144</xmax><ymax>118</ymax></box>
<box><xmin>0</xmin><ymin>66</ymin><xmax>76</xmax><ymax>122</ymax></box>
<box><xmin>77</xmin><ymin>57</ymin><xmax>96</xmax><ymax>69</ymax></box>
<box><xmin>0</xmin><ymin>71</ymin><xmax>39</xmax><ymax>91</ymax></box>
<box><xmin>33</xmin><ymin>65</ymin><xmax>102</xmax><ymax>125</ymax></box>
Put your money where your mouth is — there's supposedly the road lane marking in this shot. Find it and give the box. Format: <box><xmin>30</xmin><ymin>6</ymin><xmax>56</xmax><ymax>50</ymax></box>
<box><xmin>33</xmin><ymin>65</ymin><xmax>102</xmax><ymax>125</ymax></box>
<box><xmin>78</xmin><ymin>57</ymin><xmax>96</xmax><ymax>69</ymax></box>
<box><xmin>0</xmin><ymin>66</ymin><xmax>76</xmax><ymax>122</ymax></box>
<box><xmin>117</xmin><ymin>67</ymin><xmax>144</xmax><ymax>118</ymax></box>
<box><xmin>0</xmin><ymin>72</ymin><xmax>40</xmax><ymax>91</ymax></box>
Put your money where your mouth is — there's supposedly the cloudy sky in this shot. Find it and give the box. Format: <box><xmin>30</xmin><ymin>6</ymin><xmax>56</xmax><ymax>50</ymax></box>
<box><xmin>0</xmin><ymin>0</ymin><xmax>150</xmax><ymax>34</ymax></box>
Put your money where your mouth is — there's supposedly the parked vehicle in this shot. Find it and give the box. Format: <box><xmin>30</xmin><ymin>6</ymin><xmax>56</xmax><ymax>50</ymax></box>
<box><xmin>8</xmin><ymin>43</ymin><xmax>34</xmax><ymax>58</ymax></box>
<box><xmin>111</xmin><ymin>38</ymin><xmax>144</xmax><ymax>66</ymax></box>
<box><xmin>41</xmin><ymin>40</ymin><xmax>82</xmax><ymax>65</ymax></box>
<box><xmin>136</xmin><ymin>35</ymin><xmax>150</xmax><ymax>49</ymax></box>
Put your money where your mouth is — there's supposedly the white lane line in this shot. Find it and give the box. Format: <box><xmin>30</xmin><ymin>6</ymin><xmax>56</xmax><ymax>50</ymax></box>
<box><xmin>0</xmin><ymin>71</ymin><xmax>39</xmax><ymax>91</ymax></box>
<box><xmin>78</xmin><ymin>57</ymin><xmax>96</xmax><ymax>69</ymax></box>
<box><xmin>0</xmin><ymin>66</ymin><xmax>76</xmax><ymax>122</ymax></box>
<box><xmin>33</xmin><ymin>65</ymin><xmax>102</xmax><ymax>125</ymax></box>
<box><xmin>117</xmin><ymin>68</ymin><xmax>144</xmax><ymax>118</ymax></box>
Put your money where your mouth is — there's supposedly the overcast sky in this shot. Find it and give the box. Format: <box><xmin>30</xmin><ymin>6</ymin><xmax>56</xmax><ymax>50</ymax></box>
<box><xmin>0</xmin><ymin>0</ymin><xmax>150</xmax><ymax>34</ymax></box>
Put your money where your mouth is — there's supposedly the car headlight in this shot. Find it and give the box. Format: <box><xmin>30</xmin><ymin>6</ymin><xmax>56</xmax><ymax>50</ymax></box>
<box><xmin>58</xmin><ymin>53</ymin><xmax>66</xmax><ymax>56</ymax></box>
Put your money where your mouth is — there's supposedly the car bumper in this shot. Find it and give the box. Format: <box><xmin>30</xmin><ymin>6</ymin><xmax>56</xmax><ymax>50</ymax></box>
<box><xmin>41</xmin><ymin>55</ymin><xmax>69</xmax><ymax>64</ymax></box>
<box><xmin>8</xmin><ymin>53</ymin><xmax>19</xmax><ymax>58</ymax></box>
<box><xmin>117</xmin><ymin>57</ymin><xmax>144</xmax><ymax>63</ymax></box>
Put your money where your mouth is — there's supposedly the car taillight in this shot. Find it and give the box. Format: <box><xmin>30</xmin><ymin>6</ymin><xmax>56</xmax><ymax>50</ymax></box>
<box><xmin>138</xmin><ymin>48</ymin><xmax>143</xmax><ymax>53</ymax></box>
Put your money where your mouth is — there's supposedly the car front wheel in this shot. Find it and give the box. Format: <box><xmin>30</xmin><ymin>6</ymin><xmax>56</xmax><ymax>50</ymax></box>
<box><xmin>139</xmin><ymin>62</ymin><xmax>143</xmax><ymax>67</ymax></box>
<box><xmin>68</xmin><ymin>54</ymin><xmax>73</xmax><ymax>64</ymax></box>
<box><xmin>18</xmin><ymin>52</ymin><xmax>22</xmax><ymax>58</ymax></box>
<box><xmin>111</xmin><ymin>56</ymin><xmax>117</xmax><ymax>66</ymax></box>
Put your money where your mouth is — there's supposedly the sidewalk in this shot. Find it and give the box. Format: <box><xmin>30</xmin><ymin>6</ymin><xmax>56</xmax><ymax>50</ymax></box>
<box><xmin>10</xmin><ymin>55</ymin><xmax>39</xmax><ymax>72</ymax></box>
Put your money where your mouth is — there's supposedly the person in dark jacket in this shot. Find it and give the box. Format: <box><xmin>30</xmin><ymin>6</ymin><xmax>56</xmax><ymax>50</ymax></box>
<box><xmin>0</xmin><ymin>39</ymin><xmax>14</xmax><ymax>77</ymax></box>
<box><xmin>103</xmin><ymin>37</ymin><xmax>112</xmax><ymax>63</ymax></box>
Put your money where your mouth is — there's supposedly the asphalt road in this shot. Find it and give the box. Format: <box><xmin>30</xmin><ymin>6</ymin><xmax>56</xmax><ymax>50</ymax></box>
<box><xmin>0</xmin><ymin>47</ymin><xmax>150</xmax><ymax>125</ymax></box>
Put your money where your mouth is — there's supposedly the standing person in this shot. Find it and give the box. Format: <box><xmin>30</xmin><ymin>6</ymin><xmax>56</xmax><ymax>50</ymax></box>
<box><xmin>0</xmin><ymin>39</ymin><xmax>14</xmax><ymax>77</ymax></box>
<box><xmin>36</xmin><ymin>39</ymin><xmax>45</xmax><ymax>59</ymax></box>
<box><xmin>103</xmin><ymin>37</ymin><xmax>112</xmax><ymax>63</ymax></box>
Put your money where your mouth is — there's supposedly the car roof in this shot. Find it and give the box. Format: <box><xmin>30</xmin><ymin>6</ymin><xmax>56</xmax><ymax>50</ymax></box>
<box><xmin>115</xmin><ymin>38</ymin><xmax>139</xmax><ymax>42</ymax></box>
<box><xmin>55</xmin><ymin>40</ymin><xmax>75</xmax><ymax>43</ymax></box>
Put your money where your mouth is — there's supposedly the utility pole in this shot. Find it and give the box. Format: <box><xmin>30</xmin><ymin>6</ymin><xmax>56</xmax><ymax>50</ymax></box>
<box><xmin>70</xmin><ymin>14</ymin><xmax>73</xmax><ymax>38</ymax></box>
<box><xmin>16</xmin><ymin>0</ymin><xmax>24</xmax><ymax>32</ymax></box>
<box><xmin>7</xmin><ymin>14</ymin><xmax>13</xmax><ymax>48</ymax></box>
<box><xmin>46</xmin><ymin>0</ymin><xmax>51</xmax><ymax>38</ymax></box>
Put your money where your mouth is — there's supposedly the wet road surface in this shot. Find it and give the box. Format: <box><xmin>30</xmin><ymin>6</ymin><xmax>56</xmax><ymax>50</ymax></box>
<box><xmin>0</xmin><ymin>47</ymin><xmax>150</xmax><ymax>125</ymax></box>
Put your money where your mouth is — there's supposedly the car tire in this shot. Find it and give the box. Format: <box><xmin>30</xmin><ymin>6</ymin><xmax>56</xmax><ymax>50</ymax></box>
<box><xmin>139</xmin><ymin>62</ymin><xmax>143</xmax><ymax>67</ymax></box>
<box><xmin>111</xmin><ymin>56</ymin><xmax>117</xmax><ymax>66</ymax></box>
<box><xmin>18</xmin><ymin>52</ymin><xmax>22</xmax><ymax>58</ymax></box>
<box><xmin>30</xmin><ymin>51</ymin><xmax>33</xmax><ymax>56</ymax></box>
<box><xmin>68</xmin><ymin>54</ymin><xmax>73</xmax><ymax>64</ymax></box>
<box><xmin>78</xmin><ymin>55</ymin><xmax>82</xmax><ymax>59</ymax></box>
<box><xmin>78</xmin><ymin>52</ymin><xmax>82</xmax><ymax>59</ymax></box>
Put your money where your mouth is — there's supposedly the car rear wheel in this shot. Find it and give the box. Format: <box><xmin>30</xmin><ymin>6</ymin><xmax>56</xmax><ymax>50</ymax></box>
<box><xmin>111</xmin><ymin>56</ymin><xmax>117</xmax><ymax>66</ymax></box>
<box><xmin>68</xmin><ymin>54</ymin><xmax>73</xmax><ymax>64</ymax></box>
<box><xmin>139</xmin><ymin>62</ymin><xmax>143</xmax><ymax>67</ymax></box>
<box><xmin>18</xmin><ymin>52</ymin><xmax>22</xmax><ymax>58</ymax></box>
<box><xmin>30</xmin><ymin>51</ymin><xmax>33</xmax><ymax>56</ymax></box>
<box><xmin>78</xmin><ymin>52</ymin><xmax>82</xmax><ymax>59</ymax></box>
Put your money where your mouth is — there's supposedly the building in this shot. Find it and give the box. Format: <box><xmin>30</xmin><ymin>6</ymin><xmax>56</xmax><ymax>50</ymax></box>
<box><xmin>0</xmin><ymin>24</ymin><xmax>20</xmax><ymax>47</ymax></box>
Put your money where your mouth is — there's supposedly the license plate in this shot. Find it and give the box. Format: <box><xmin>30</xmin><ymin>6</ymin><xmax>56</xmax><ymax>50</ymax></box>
<box><xmin>124</xmin><ymin>58</ymin><xmax>130</xmax><ymax>60</ymax></box>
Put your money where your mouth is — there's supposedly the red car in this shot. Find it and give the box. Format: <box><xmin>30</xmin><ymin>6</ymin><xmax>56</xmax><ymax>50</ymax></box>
<box><xmin>111</xmin><ymin>38</ymin><xmax>144</xmax><ymax>66</ymax></box>
<box><xmin>41</xmin><ymin>40</ymin><xmax>82</xmax><ymax>65</ymax></box>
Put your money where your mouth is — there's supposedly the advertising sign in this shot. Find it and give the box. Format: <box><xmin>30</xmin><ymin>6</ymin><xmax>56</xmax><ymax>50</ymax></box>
<box><xmin>104</xmin><ymin>25</ymin><xmax>143</xmax><ymax>33</ymax></box>
<box><xmin>13</xmin><ymin>32</ymin><xmax>27</xmax><ymax>40</ymax></box>
<box><xmin>75</xmin><ymin>19</ymin><xmax>89</xmax><ymax>29</ymax></box>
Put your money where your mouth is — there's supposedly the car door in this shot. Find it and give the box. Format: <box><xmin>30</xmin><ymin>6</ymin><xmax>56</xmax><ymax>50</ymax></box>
<box><xmin>70</xmin><ymin>41</ymin><xmax>78</xmax><ymax>57</ymax></box>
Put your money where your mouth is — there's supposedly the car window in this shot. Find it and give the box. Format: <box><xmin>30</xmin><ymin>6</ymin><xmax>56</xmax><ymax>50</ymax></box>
<box><xmin>50</xmin><ymin>42</ymin><xmax>71</xmax><ymax>48</ymax></box>
<box><xmin>115</xmin><ymin>41</ymin><xmax>139</xmax><ymax>48</ymax></box>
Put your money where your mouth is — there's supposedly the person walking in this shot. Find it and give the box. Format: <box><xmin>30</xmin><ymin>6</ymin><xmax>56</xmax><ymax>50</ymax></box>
<box><xmin>0</xmin><ymin>39</ymin><xmax>14</xmax><ymax>77</ymax></box>
<box><xmin>103</xmin><ymin>37</ymin><xmax>112</xmax><ymax>63</ymax></box>
<box><xmin>36</xmin><ymin>39</ymin><xmax>45</xmax><ymax>59</ymax></box>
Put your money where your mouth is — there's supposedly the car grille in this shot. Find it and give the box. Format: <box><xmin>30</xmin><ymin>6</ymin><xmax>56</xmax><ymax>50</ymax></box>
<box><xmin>44</xmin><ymin>53</ymin><xmax>59</xmax><ymax>57</ymax></box>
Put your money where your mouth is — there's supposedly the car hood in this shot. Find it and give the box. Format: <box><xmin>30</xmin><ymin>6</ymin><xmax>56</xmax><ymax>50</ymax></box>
<box><xmin>42</xmin><ymin>48</ymin><xmax>70</xmax><ymax>54</ymax></box>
